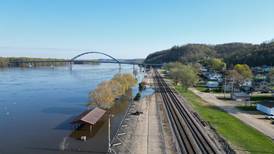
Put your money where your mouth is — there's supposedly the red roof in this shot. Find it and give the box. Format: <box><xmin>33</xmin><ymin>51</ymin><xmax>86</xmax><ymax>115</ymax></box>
<box><xmin>72</xmin><ymin>107</ymin><xmax>106</xmax><ymax>125</ymax></box>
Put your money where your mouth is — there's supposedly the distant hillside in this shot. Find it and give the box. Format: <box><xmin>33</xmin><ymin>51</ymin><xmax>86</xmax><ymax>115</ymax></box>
<box><xmin>144</xmin><ymin>42</ymin><xmax>274</xmax><ymax>67</ymax></box>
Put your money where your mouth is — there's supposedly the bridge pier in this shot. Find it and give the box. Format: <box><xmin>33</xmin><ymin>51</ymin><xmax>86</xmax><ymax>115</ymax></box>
<box><xmin>28</xmin><ymin>62</ymin><xmax>32</xmax><ymax>68</ymax></box>
<box><xmin>69</xmin><ymin>61</ymin><xmax>73</xmax><ymax>71</ymax></box>
<box><xmin>119</xmin><ymin>63</ymin><xmax>121</xmax><ymax>73</ymax></box>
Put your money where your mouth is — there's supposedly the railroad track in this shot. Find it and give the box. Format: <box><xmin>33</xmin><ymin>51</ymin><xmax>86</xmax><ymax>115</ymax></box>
<box><xmin>153</xmin><ymin>70</ymin><xmax>219</xmax><ymax>154</ymax></box>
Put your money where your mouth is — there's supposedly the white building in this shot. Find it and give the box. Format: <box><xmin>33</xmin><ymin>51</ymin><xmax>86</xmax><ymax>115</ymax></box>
<box><xmin>206</xmin><ymin>81</ymin><xmax>219</xmax><ymax>88</ymax></box>
<box><xmin>256</xmin><ymin>101</ymin><xmax>274</xmax><ymax>115</ymax></box>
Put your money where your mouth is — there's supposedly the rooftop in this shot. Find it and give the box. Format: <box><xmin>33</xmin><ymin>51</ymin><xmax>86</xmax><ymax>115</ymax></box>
<box><xmin>71</xmin><ymin>107</ymin><xmax>106</xmax><ymax>125</ymax></box>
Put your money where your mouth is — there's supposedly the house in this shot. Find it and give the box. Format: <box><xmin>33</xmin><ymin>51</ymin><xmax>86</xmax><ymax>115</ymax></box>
<box><xmin>256</xmin><ymin>101</ymin><xmax>274</xmax><ymax>115</ymax></box>
<box><xmin>242</xmin><ymin>80</ymin><xmax>252</xmax><ymax>87</ymax></box>
<box><xmin>231</xmin><ymin>92</ymin><xmax>250</xmax><ymax>101</ymax></box>
<box><xmin>223</xmin><ymin>84</ymin><xmax>233</xmax><ymax>92</ymax></box>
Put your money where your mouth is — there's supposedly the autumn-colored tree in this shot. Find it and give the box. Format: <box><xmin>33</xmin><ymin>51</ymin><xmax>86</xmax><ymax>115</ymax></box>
<box><xmin>109</xmin><ymin>80</ymin><xmax>124</xmax><ymax>97</ymax></box>
<box><xmin>90</xmin><ymin>81</ymin><xmax>115</xmax><ymax>109</ymax></box>
<box><xmin>112</xmin><ymin>73</ymin><xmax>136</xmax><ymax>92</ymax></box>
<box><xmin>89</xmin><ymin>73</ymin><xmax>136</xmax><ymax>109</ymax></box>
<box><xmin>122</xmin><ymin>73</ymin><xmax>136</xmax><ymax>89</ymax></box>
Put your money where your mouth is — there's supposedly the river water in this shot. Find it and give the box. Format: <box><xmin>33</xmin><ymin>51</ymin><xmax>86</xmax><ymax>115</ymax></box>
<box><xmin>0</xmin><ymin>64</ymin><xmax>143</xmax><ymax>154</ymax></box>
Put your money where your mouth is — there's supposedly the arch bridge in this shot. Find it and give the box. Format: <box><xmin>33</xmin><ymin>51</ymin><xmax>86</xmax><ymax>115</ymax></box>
<box><xmin>7</xmin><ymin>51</ymin><xmax>163</xmax><ymax>69</ymax></box>
<box><xmin>71</xmin><ymin>51</ymin><xmax>121</xmax><ymax>64</ymax></box>
<box><xmin>69</xmin><ymin>51</ymin><xmax>122</xmax><ymax>70</ymax></box>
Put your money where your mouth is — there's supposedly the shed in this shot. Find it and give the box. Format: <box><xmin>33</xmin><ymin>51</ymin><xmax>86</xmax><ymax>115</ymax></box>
<box><xmin>71</xmin><ymin>107</ymin><xmax>106</xmax><ymax>131</ymax></box>
<box><xmin>256</xmin><ymin>101</ymin><xmax>274</xmax><ymax>115</ymax></box>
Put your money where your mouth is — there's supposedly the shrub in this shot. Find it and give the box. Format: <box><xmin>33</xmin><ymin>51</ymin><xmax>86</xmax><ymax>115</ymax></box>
<box><xmin>134</xmin><ymin>92</ymin><xmax>141</xmax><ymax>101</ymax></box>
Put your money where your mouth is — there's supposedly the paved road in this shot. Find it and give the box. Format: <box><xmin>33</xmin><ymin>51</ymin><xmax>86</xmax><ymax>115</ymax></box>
<box><xmin>190</xmin><ymin>88</ymin><xmax>274</xmax><ymax>140</ymax></box>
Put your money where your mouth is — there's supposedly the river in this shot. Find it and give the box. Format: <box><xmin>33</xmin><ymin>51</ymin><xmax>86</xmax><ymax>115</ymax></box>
<box><xmin>0</xmin><ymin>64</ymin><xmax>143</xmax><ymax>154</ymax></box>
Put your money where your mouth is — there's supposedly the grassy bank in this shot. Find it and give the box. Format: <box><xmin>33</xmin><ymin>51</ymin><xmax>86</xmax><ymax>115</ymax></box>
<box><xmin>175</xmin><ymin>86</ymin><xmax>274</xmax><ymax>154</ymax></box>
<box><xmin>251</xmin><ymin>95</ymin><xmax>274</xmax><ymax>102</ymax></box>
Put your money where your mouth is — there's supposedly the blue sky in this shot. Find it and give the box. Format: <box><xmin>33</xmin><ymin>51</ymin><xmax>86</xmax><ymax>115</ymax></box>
<box><xmin>0</xmin><ymin>0</ymin><xmax>274</xmax><ymax>59</ymax></box>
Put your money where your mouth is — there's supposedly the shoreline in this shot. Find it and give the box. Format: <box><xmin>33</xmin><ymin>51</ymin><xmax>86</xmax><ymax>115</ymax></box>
<box><xmin>110</xmin><ymin>71</ymin><xmax>176</xmax><ymax>154</ymax></box>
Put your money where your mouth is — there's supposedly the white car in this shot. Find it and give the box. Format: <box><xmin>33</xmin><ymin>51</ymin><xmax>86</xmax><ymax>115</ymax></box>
<box><xmin>265</xmin><ymin>115</ymin><xmax>274</xmax><ymax>119</ymax></box>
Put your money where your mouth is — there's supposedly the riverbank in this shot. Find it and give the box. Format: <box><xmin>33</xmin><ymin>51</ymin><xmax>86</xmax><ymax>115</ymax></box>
<box><xmin>111</xmin><ymin>72</ymin><xmax>176</xmax><ymax>154</ymax></box>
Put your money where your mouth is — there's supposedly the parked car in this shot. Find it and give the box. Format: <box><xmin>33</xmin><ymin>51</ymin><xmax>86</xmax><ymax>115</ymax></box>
<box><xmin>265</xmin><ymin>115</ymin><xmax>274</xmax><ymax>119</ymax></box>
<box><xmin>260</xmin><ymin>87</ymin><xmax>272</xmax><ymax>93</ymax></box>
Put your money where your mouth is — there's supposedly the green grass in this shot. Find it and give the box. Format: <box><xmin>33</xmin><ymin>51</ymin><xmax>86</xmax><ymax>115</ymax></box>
<box><xmin>175</xmin><ymin>86</ymin><xmax>274</xmax><ymax>154</ymax></box>
<box><xmin>251</xmin><ymin>95</ymin><xmax>274</xmax><ymax>102</ymax></box>
<box><xmin>195</xmin><ymin>86</ymin><xmax>208</xmax><ymax>92</ymax></box>
<box><xmin>195</xmin><ymin>85</ymin><xmax>223</xmax><ymax>93</ymax></box>
<box><xmin>236</xmin><ymin>105</ymin><xmax>257</xmax><ymax>111</ymax></box>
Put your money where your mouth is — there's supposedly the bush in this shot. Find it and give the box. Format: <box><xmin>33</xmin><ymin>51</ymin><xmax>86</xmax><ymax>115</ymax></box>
<box><xmin>138</xmin><ymin>81</ymin><xmax>147</xmax><ymax>91</ymax></box>
<box><xmin>134</xmin><ymin>92</ymin><xmax>141</xmax><ymax>101</ymax></box>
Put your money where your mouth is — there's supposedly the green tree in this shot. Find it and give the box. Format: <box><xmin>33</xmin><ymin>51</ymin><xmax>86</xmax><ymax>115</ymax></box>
<box><xmin>269</xmin><ymin>68</ymin><xmax>274</xmax><ymax>85</ymax></box>
<box><xmin>207</xmin><ymin>58</ymin><xmax>226</xmax><ymax>72</ymax></box>
<box><xmin>164</xmin><ymin>62</ymin><xmax>198</xmax><ymax>88</ymax></box>
<box><xmin>178</xmin><ymin>65</ymin><xmax>198</xmax><ymax>89</ymax></box>
<box><xmin>234</xmin><ymin>64</ymin><xmax>253</xmax><ymax>79</ymax></box>
<box><xmin>167</xmin><ymin>62</ymin><xmax>184</xmax><ymax>85</ymax></box>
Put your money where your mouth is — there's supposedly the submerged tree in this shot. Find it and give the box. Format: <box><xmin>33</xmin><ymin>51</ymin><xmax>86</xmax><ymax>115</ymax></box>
<box><xmin>90</xmin><ymin>81</ymin><xmax>115</xmax><ymax>109</ymax></box>
<box><xmin>89</xmin><ymin>73</ymin><xmax>136</xmax><ymax>109</ymax></box>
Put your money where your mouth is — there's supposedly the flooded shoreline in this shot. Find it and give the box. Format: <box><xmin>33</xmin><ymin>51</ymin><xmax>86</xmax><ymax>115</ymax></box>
<box><xmin>0</xmin><ymin>64</ymin><xmax>142</xmax><ymax>153</ymax></box>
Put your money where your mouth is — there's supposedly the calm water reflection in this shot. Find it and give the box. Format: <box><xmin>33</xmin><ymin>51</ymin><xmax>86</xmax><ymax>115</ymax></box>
<box><xmin>0</xmin><ymin>64</ymin><xmax>142</xmax><ymax>154</ymax></box>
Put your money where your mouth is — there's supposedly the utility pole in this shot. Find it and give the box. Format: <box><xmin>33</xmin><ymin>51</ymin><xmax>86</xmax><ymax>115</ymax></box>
<box><xmin>108</xmin><ymin>113</ymin><xmax>114</xmax><ymax>153</ymax></box>
<box><xmin>223</xmin><ymin>76</ymin><xmax>226</xmax><ymax>99</ymax></box>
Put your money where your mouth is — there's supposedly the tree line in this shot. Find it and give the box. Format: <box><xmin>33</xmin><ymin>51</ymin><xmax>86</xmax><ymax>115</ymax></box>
<box><xmin>0</xmin><ymin>57</ymin><xmax>68</xmax><ymax>67</ymax></box>
<box><xmin>145</xmin><ymin>42</ymin><xmax>274</xmax><ymax>67</ymax></box>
